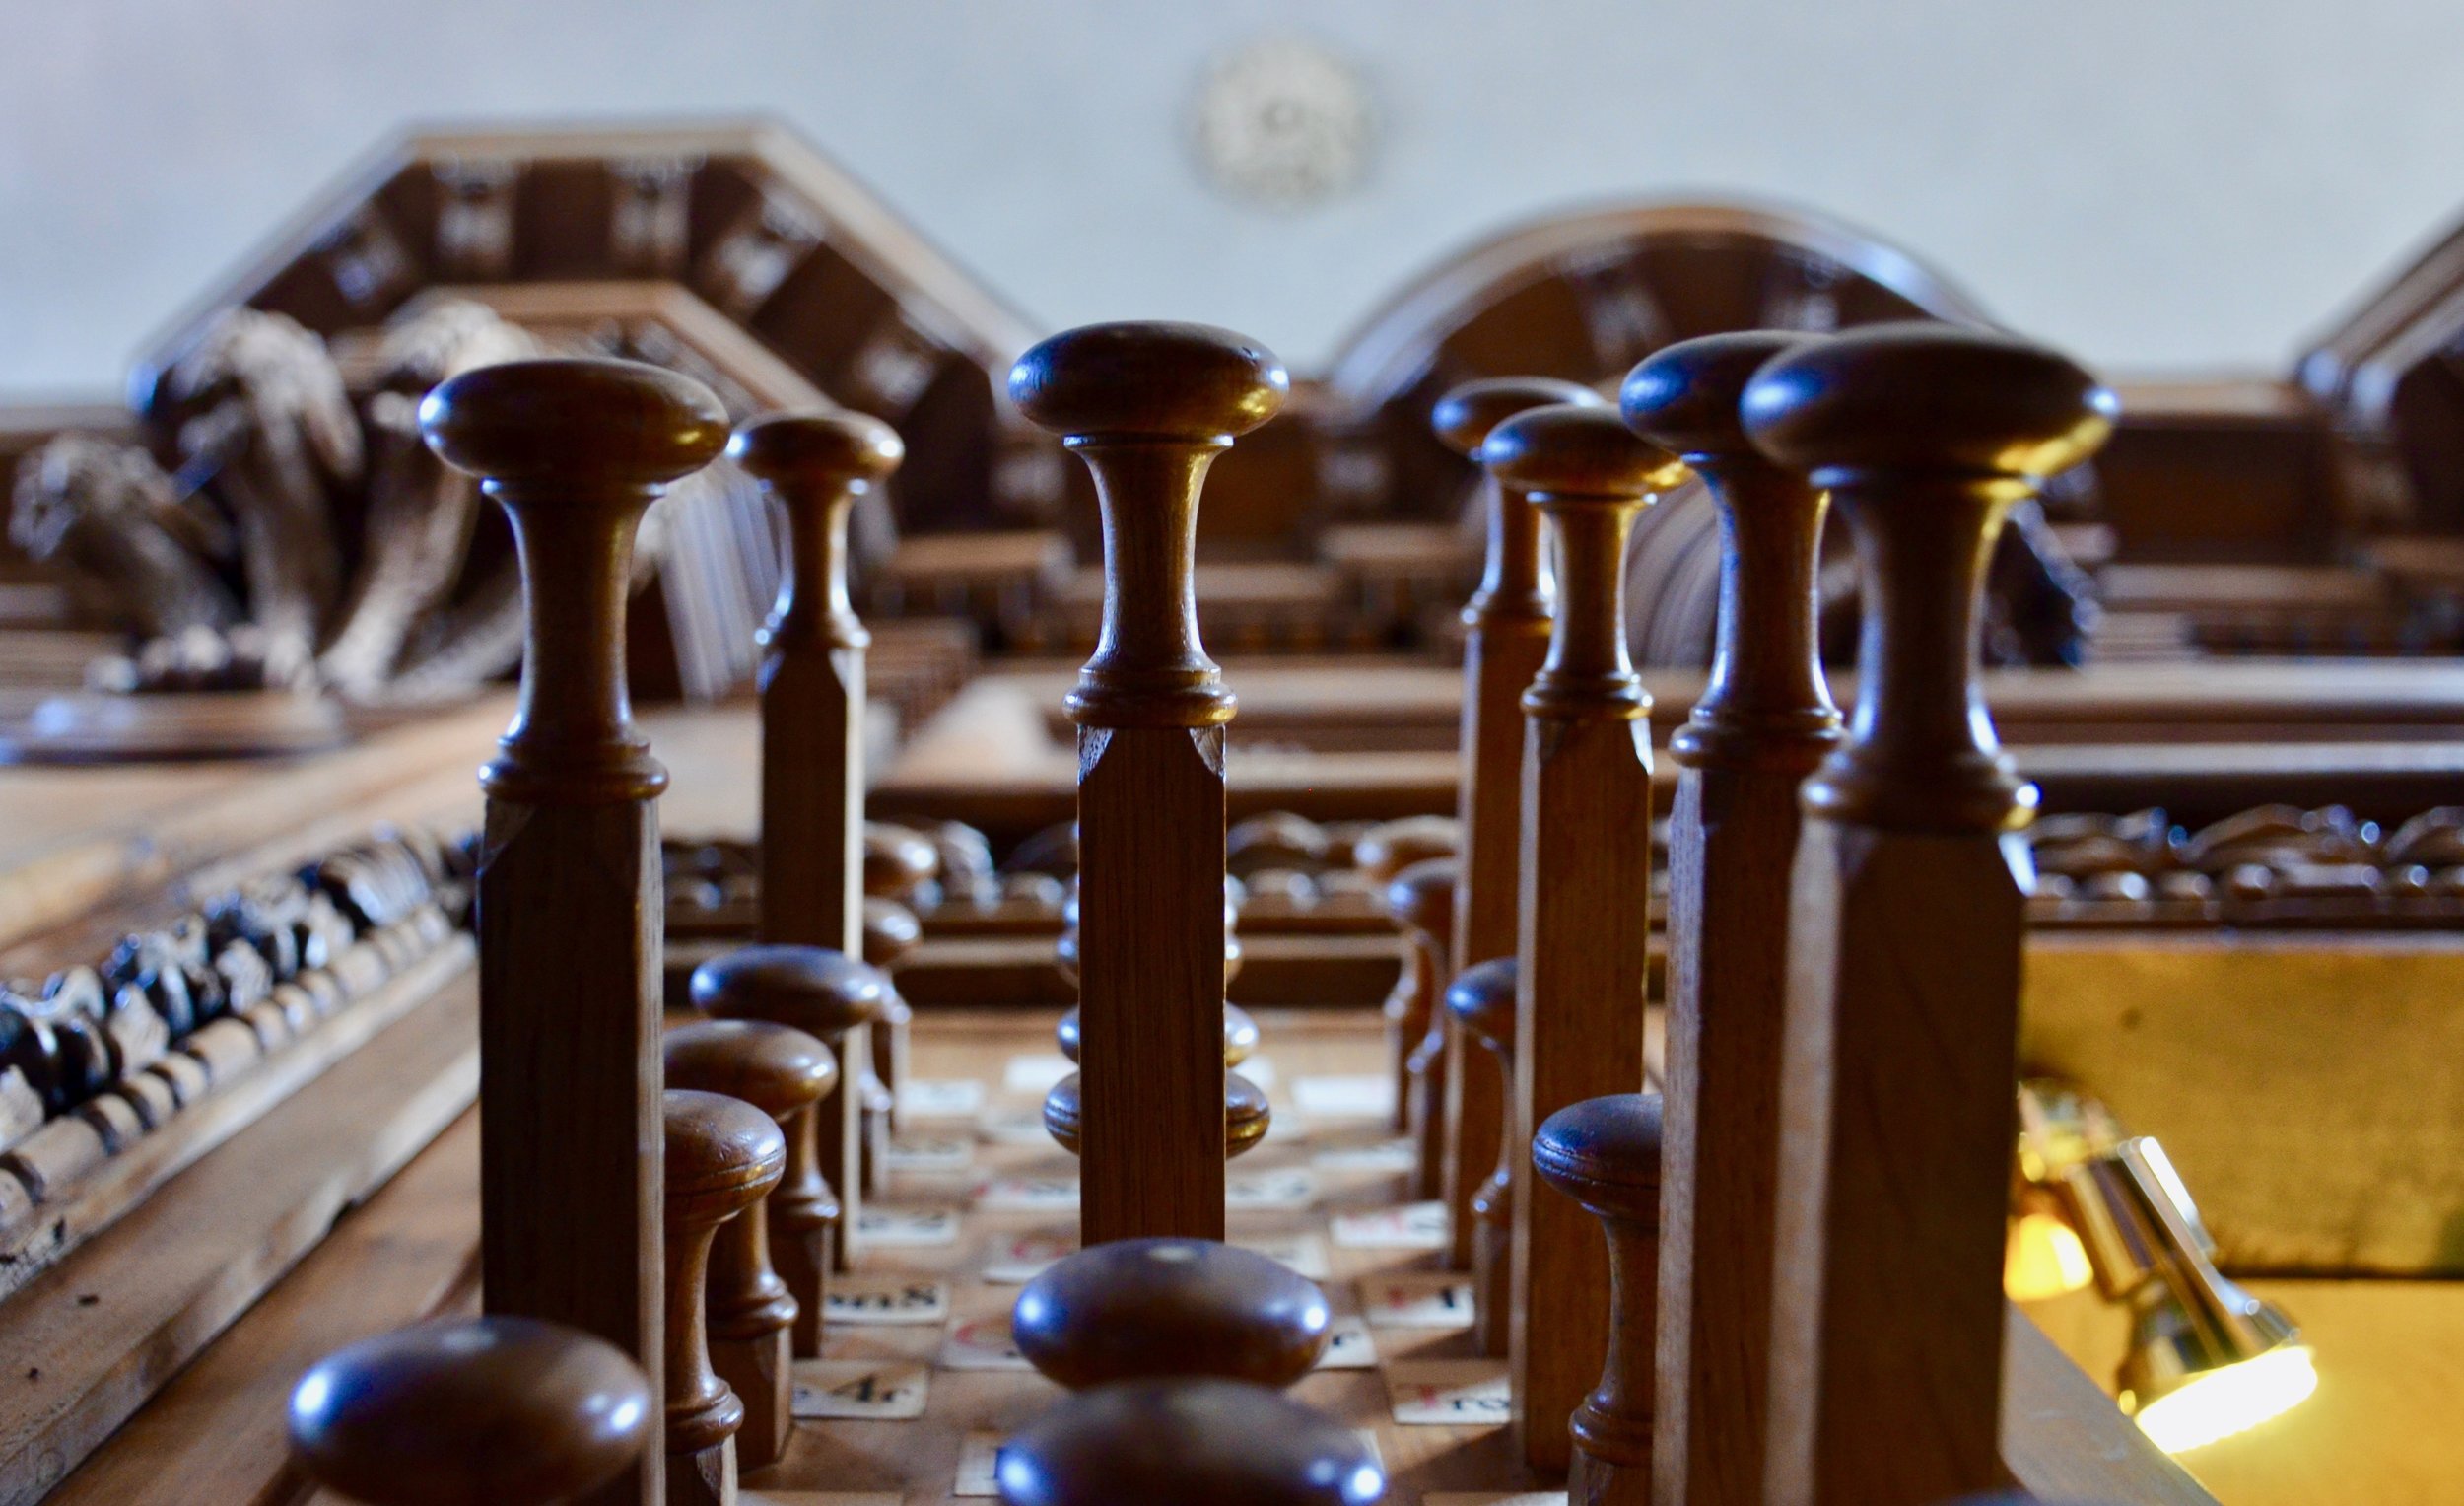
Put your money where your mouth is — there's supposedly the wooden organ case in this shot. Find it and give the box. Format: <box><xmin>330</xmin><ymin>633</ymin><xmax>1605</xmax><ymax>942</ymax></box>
<box><xmin>0</xmin><ymin>118</ymin><xmax>2457</xmax><ymax>1506</ymax></box>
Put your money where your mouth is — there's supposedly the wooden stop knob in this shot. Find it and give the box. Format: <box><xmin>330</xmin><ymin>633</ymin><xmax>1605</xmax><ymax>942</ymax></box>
<box><xmin>728</xmin><ymin>407</ymin><xmax>904</xmax><ymax>489</ymax></box>
<box><xmin>1041</xmin><ymin>1069</ymin><xmax>1269</xmax><ymax>1159</ymax></box>
<box><xmin>419</xmin><ymin>357</ymin><xmax>727</xmax><ymax>807</ymax></box>
<box><xmin>1226</xmin><ymin>811</ymin><xmax>1331</xmax><ymax>876</ymax></box>
<box><xmin>1437</xmin><ymin>376</ymin><xmax>1607</xmax><ymax>633</ymax></box>
<box><xmin>1446</xmin><ymin>955</ymin><xmax>1519</xmax><ymax>1356</ymax></box>
<box><xmin>1444</xmin><ymin>956</ymin><xmax>1517</xmax><ymax>1053</ymax></box>
<box><xmin>1533</xmin><ymin>1092</ymin><xmax>1664</xmax><ymax>1226</ymax></box>
<box><xmin>690</xmin><ymin>943</ymin><xmax>889</xmax><ymax>1040</ymax></box>
<box><xmin>729</xmin><ymin>407</ymin><xmax>901</xmax><ymax>656</ymax></box>
<box><xmin>421</xmin><ymin>358</ymin><xmax>729</xmax><ymax>489</ymax></box>
<box><xmin>1055</xmin><ymin>1002</ymin><xmax>1257</xmax><ymax>1066</ymax></box>
<box><xmin>1008</xmin><ymin>322</ymin><xmax>1288</xmax><ymax>445</ymax></box>
<box><xmin>1741</xmin><ymin>322</ymin><xmax>2115</xmax><ymax>486</ymax></box>
<box><xmin>1534</xmin><ymin>1091</ymin><xmax>1664</xmax><ymax>1500</ymax></box>
<box><xmin>863</xmin><ymin>823</ymin><xmax>939</xmax><ymax>899</ymax></box>
<box><xmin>1742</xmin><ymin>323</ymin><xmax>2115</xmax><ymax>834</ymax></box>
<box><xmin>1352</xmin><ymin>816</ymin><xmax>1460</xmax><ymax>887</ymax></box>
<box><xmin>998</xmin><ymin>1378</ymin><xmax>1384</xmax><ymax>1506</ymax></box>
<box><xmin>1620</xmin><ymin>331</ymin><xmax>1816</xmax><ymax>458</ymax></box>
<box><xmin>1009</xmin><ymin>321</ymin><xmax>1287</xmax><ymax>730</ymax></box>
<box><xmin>1012</xmin><ymin>1237</ymin><xmax>1333</xmax><ymax>1389</ymax></box>
<box><xmin>1383</xmin><ymin>857</ymin><xmax>1458</xmax><ymax>951</ymax></box>
<box><xmin>1432</xmin><ymin>376</ymin><xmax>1606</xmax><ymax>458</ymax></box>
<box><xmin>662</xmin><ymin>1089</ymin><xmax>787</xmax><ymax>1458</ymax></box>
<box><xmin>664</xmin><ymin>1019</ymin><xmax>837</xmax><ymax>1120</ymax></box>
<box><xmin>861</xmin><ymin>897</ymin><xmax>923</xmax><ymax>969</ymax></box>
<box><xmin>287</xmin><ymin>1315</ymin><xmax>651</xmax><ymax>1506</ymax></box>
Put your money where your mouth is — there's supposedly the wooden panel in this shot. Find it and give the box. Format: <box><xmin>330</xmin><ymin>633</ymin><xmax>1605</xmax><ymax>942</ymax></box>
<box><xmin>0</xmin><ymin>696</ymin><xmax>505</xmax><ymax>954</ymax></box>
<box><xmin>0</xmin><ymin>974</ymin><xmax>477</xmax><ymax>1506</ymax></box>
<box><xmin>2024</xmin><ymin>932</ymin><xmax>2464</xmax><ymax>1274</ymax></box>
<box><xmin>2001</xmin><ymin>1307</ymin><xmax>2214</xmax><ymax>1505</ymax></box>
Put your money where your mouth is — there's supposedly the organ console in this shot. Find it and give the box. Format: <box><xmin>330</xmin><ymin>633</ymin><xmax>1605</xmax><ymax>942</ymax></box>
<box><xmin>14</xmin><ymin>112</ymin><xmax>2439</xmax><ymax>1506</ymax></box>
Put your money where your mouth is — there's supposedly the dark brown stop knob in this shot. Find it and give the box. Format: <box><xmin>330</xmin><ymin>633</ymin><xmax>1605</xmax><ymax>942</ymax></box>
<box><xmin>287</xmin><ymin>1316</ymin><xmax>651</xmax><ymax>1506</ymax></box>
<box><xmin>996</xmin><ymin>1378</ymin><xmax>1384</xmax><ymax>1506</ymax></box>
<box><xmin>1012</xmin><ymin>1237</ymin><xmax>1333</xmax><ymax>1390</ymax></box>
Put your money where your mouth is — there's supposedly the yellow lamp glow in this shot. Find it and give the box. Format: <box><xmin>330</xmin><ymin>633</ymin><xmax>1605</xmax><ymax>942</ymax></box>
<box><xmin>2005</xmin><ymin>1211</ymin><xmax>2094</xmax><ymax>1300</ymax></box>
<box><xmin>2128</xmin><ymin>1343</ymin><xmax>2318</xmax><ymax>1454</ymax></box>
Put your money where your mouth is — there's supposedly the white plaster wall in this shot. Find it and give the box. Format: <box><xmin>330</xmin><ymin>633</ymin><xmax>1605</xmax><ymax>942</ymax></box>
<box><xmin>0</xmin><ymin>0</ymin><xmax>2459</xmax><ymax>396</ymax></box>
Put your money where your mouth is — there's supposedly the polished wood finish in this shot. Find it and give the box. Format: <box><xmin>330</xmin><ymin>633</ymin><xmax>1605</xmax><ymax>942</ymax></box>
<box><xmin>861</xmin><ymin>896</ymin><xmax>921</xmax><ymax>1138</ymax></box>
<box><xmin>1431</xmin><ymin>376</ymin><xmax>1602</xmax><ymax>1273</ymax></box>
<box><xmin>1055</xmin><ymin>1002</ymin><xmax>1259</xmax><ymax>1066</ymax></box>
<box><xmin>688</xmin><ymin>945</ymin><xmax>885</xmax><ymax>1356</ymax></box>
<box><xmin>660</xmin><ymin>1089</ymin><xmax>785</xmax><ymax>1506</ymax></box>
<box><xmin>0</xmin><ymin>967</ymin><xmax>477</xmax><ymax>1506</ymax></box>
<box><xmin>994</xmin><ymin>1378</ymin><xmax>1384</xmax><ymax>1506</ymax></box>
<box><xmin>1532</xmin><ymin>1093</ymin><xmax>1663</xmax><ymax>1506</ymax></box>
<box><xmin>1745</xmin><ymin>324</ymin><xmax>2115</xmax><ymax>1506</ymax></box>
<box><xmin>1383</xmin><ymin>857</ymin><xmax>1457</xmax><ymax>1200</ymax></box>
<box><xmin>1010</xmin><ymin>321</ymin><xmax>1286</xmax><ymax>1244</ymax></box>
<box><xmin>1011</xmin><ymin>1237</ymin><xmax>1333</xmax><ymax>1390</ymax></box>
<box><xmin>1483</xmin><ymin>401</ymin><xmax>1685</xmax><ymax>1472</ymax></box>
<box><xmin>1621</xmin><ymin>330</ymin><xmax>1843</xmax><ymax>1506</ymax></box>
<box><xmin>731</xmin><ymin>407</ymin><xmax>901</xmax><ymax>1270</ymax></box>
<box><xmin>1444</xmin><ymin>956</ymin><xmax>1518</xmax><ymax>1359</ymax></box>
<box><xmin>660</xmin><ymin>1020</ymin><xmax>834</xmax><ymax>1470</ymax></box>
<box><xmin>1353</xmin><ymin>816</ymin><xmax>1458</xmax><ymax>1134</ymax></box>
<box><xmin>287</xmin><ymin>1316</ymin><xmax>652</xmax><ymax>1506</ymax></box>
<box><xmin>424</xmin><ymin>356</ymin><xmax>727</xmax><ymax>1506</ymax></box>
<box><xmin>1039</xmin><ymin>1068</ymin><xmax>1272</xmax><ymax>1161</ymax></box>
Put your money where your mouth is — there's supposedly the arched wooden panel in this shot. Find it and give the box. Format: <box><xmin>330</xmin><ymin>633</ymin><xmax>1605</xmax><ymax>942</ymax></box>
<box><xmin>1324</xmin><ymin>200</ymin><xmax>1996</xmax><ymax>526</ymax></box>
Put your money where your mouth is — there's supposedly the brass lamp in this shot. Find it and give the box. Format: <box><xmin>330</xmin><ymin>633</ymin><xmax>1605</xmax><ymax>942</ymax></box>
<box><xmin>2017</xmin><ymin>1082</ymin><xmax>2316</xmax><ymax>1454</ymax></box>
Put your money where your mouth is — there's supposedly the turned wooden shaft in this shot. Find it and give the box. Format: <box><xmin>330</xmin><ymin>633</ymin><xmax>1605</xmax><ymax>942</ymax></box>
<box><xmin>1484</xmin><ymin>403</ymin><xmax>1686</xmax><ymax>1474</ymax></box>
<box><xmin>1744</xmin><ymin>324</ymin><xmax>2115</xmax><ymax>1506</ymax></box>
<box><xmin>732</xmin><ymin>410</ymin><xmax>901</xmax><ymax>1271</ymax></box>
<box><xmin>1011</xmin><ymin>322</ymin><xmax>1286</xmax><ymax>1245</ymax></box>
<box><xmin>1445</xmin><ymin>957</ymin><xmax>1518</xmax><ymax>1359</ymax></box>
<box><xmin>767</xmin><ymin>1100</ymin><xmax>839</xmax><ymax>1358</ymax></box>
<box><xmin>1534</xmin><ymin>1093</ymin><xmax>1664</xmax><ymax>1506</ymax></box>
<box><xmin>1357</xmin><ymin>817</ymin><xmax>1459</xmax><ymax>1135</ymax></box>
<box><xmin>1432</xmin><ymin>376</ymin><xmax>1601</xmax><ymax>1272</ymax></box>
<box><xmin>663</xmin><ymin>1091</ymin><xmax>786</xmax><ymax>1506</ymax></box>
<box><xmin>424</xmin><ymin>358</ymin><xmax>728</xmax><ymax>1506</ymax></box>
<box><xmin>1386</xmin><ymin>858</ymin><xmax>1459</xmax><ymax>1202</ymax></box>
<box><xmin>1622</xmin><ymin>332</ymin><xmax>1842</xmax><ymax>1506</ymax></box>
